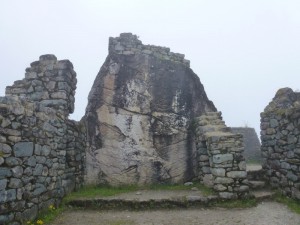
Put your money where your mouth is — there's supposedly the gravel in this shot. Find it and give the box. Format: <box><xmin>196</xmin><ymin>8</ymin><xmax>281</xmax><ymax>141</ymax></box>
<box><xmin>50</xmin><ymin>201</ymin><xmax>300</xmax><ymax>225</ymax></box>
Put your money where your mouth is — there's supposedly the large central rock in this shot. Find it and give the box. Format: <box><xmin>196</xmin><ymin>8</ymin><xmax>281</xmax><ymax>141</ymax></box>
<box><xmin>84</xmin><ymin>33</ymin><xmax>216</xmax><ymax>185</ymax></box>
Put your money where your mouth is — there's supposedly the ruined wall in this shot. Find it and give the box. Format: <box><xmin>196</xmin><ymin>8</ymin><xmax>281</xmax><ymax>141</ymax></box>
<box><xmin>261</xmin><ymin>88</ymin><xmax>300</xmax><ymax>200</ymax></box>
<box><xmin>85</xmin><ymin>33</ymin><xmax>216</xmax><ymax>185</ymax></box>
<box><xmin>0</xmin><ymin>55</ymin><xmax>86</xmax><ymax>225</ymax></box>
<box><xmin>231</xmin><ymin>127</ymin><xmax>262</xmax><ymax>163</ymax></box>
<box><xmin>195</xmin><ymin>112</ymin><xmax>249</xmax><ymax>199</ymax></box>
<box><xmin>108</xmin><ymin>33</ymin><xmax>191</xmax><ymax>67</ymax></box>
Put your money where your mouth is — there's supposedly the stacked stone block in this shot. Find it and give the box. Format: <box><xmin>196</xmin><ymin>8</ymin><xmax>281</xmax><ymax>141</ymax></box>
<box><xmin>195</xmin><ymin>112</ymin><xmax>249</xmax><ymax>199</ymax></box>
<box><xmin>195</xmin><ymin>112</ymin><xmax>228</xmax><ymax>185</ymax></box>
<box><xmin>109</xmin><ymin>33</ymin><xmax>190</xmax><ymax>67</ymax></box>
<box><xmin>0</xmin><ymin>55</ymin><xmax>86</xmax><ymax>225</ymax></box>
<box><xmin>6</xmin><ymin>54</ymin><xmax>77</xmax><ymax>116</ymax></box>
<box><xmin>261</xmin><ymin>87</ymin><xmax>300</xmax><ymax>200</ymax></box>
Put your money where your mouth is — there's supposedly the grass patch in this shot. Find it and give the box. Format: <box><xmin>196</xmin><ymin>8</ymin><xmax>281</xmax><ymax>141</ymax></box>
<box><xmin>212</xmin><ymin>198</ymin><xmax>257</xmax><ymax>209</ymax></box>
<box><xmin>274</xmin><ymin>192</ymin><xmax>300</xmax><ymax>214</ymax></box>
<box><xmin>194</xmin><ymin>183</ymin><xmax>216</xmax><ymax>196</ymax></box>
<box><xmin>26</xmin><ymin>204</ymin><xmax>65</xmax><ymax>225</ymax></box>
<box><xmin>65</xmin><ymin>185</ymin><xmax>140</xmax><ymax>201</ymax></box>
<box><xmin>65</xmin><ymin>182</ymin><xmax>216</xmax><ymax>201</ymax></box>
<box><xmin>31</xmin><ymin>183</ymin><xmax>216</xmax><ymax>224</ymax></box>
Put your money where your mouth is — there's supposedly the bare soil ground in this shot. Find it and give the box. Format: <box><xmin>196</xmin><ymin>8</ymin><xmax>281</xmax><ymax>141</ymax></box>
<box><xmin>50</xmin><ymin>201</ymin><xmax>300</xmax><ymax>225</ymax></box>
<box><xmin>96</xmin><ymin>190</ymin><xmax>207</xmax><ymax>201</ymax></box>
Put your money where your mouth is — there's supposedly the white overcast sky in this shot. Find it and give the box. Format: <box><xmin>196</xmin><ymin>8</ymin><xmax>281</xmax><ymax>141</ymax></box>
<box><xmin>1</xmin><ymin>0</ymin><xmax>299</xmax><ymax>136</ymax></box>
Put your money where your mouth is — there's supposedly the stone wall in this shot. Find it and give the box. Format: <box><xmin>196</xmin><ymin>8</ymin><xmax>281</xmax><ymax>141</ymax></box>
<box><xmin>109</xmin><ymin>33</ymin><xmax>190</xmax><ymax>67</ymax></box>
<box><xmin>231</xmin><ymin>127</ymin><xmax>262</xmax><ymax>163</ymax></box>
<box><xmin>0</xmin><ymin>34</ymin><xmax>255</xmax><ymax>224</ymax></box>
<box><xmin>261</xmin><ymin>88</ymin><xmax>300</xmax><ymax>200</ymax></box>
<box><xmin>195</xmin><ymin>112</ymin><xmax>249</xmax><ymax>199</ymax></box>
<box><xmin>0</xmin><ymin>55</ymin><xmax>86</xmax><ymax>225</ymax></box>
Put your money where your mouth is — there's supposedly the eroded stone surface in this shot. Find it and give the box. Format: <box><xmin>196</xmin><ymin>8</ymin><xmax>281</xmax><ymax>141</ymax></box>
<box><xmin>84</xmin><ymin>33</ymin><xmax>216</xmax><ymax>185</ymax></box>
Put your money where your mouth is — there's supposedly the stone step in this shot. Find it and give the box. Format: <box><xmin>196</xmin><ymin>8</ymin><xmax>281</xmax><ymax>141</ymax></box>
<box><xmin>248</xmin><ymin>180</ymin><xmax>266</xmax><ymax>190</ymax></box>
<box><xmin>247</xmin><ymin>165</ymin><xmax>264</xmax><ymax>181</ymax></box>
<box><xmin>247</xmin><ymin>164</ymin><xmax>262</xmax><ymax>171</ymax></box>
<box><xmin>67</xmin><ymin>190</ymin><xmax>276</xmax><ymax>210</ymax></box>
<box><xmin>67</xmin><ymin>196</ymin><xmax>220</xmax><ymax>210</ymax></box>
<box><xmin>251</xmin><ymin>190</ymin><xmax>276</xmax><ymax>201</ymax></box>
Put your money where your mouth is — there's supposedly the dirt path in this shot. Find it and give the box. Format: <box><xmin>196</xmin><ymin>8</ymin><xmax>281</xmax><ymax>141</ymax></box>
<box><xmin>50</xmin><ymin>201</ymin><xmax>300</xmax><ymax>225</ymax></box>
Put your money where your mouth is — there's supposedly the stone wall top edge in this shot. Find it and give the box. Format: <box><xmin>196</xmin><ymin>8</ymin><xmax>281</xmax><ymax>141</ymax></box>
<box><xmin>231</xmin><ymin>127</ymin><xmax>256</xmax><ymax>131</ymax></box>
<box><xmin>3</xmin><ymin>54</ymin><xmax>77</xmax><ymax>116</ymax></box>
<box><xmin>263</xmin><ymin>87</ymin><xmax>300</xmax><ymax>115</ymax></box>
<box><xmin>30</xmin><ymin>54</ymin><xmax>74</xmax><ymax>70</ymax></box>
<box><xmin>262</xmin><ymin>104</ymin><xmax>300</xmax><ymax>117</ymax></box>
<box><xmin>109</xmin><ymin>33</ymin><xmax>190</xmax><ymax>67</ymax></box>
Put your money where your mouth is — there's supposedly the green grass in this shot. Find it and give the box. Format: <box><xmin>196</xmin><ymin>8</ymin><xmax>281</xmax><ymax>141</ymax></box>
<box><xmin>64</xmin><ymin>185</ymin><xmax>140</xmax><ymax>201</ymax></box>
<box><xmin>33</xmin><ymin>183</ymin><xmax>269</xmax><ymax>224</ymax></box>
<box><xmin>191</xmin><ymin>183</ymin><xmax>216</xmax><ymax>196</ymax></box>
<box><xmin>27</xmin><ymin>204</ymin><xmax>66</xmax><ymax>225</ymax></box>
<box><xmin>274</xmin><ymin>192</ymin><xmax>300</xmax><ymax>214</ymax></box>
<box><xmin>65</xmin><ymin>182</ymin><xmax>216</xmax><ymax>201</ymax></box>
<box><xmin>31</xmin><ymin>183</ymin><xmax>214</xmax><ymax>224</ymax></box>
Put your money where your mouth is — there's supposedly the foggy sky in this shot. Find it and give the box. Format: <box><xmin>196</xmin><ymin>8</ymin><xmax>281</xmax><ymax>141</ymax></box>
<box><xmin>1</xmin><ymin>0</ymin><xmax>300</xmax><ymax>136</ymax></box>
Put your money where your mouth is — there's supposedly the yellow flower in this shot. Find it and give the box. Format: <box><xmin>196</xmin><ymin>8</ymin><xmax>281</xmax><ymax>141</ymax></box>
<box><xmin>36</xmin><ymin>219</ymin><xmax>44</xmax><ymax>225</ymax></box>
<box><xmin>49</xmin><ymin>204</ymin><xmax>55</xmax><ymax>210</ymax></box>
<box><xmin>27</xmin><ymin>221</ymin><xmax>31</xmax><ymax>224</ymax></box>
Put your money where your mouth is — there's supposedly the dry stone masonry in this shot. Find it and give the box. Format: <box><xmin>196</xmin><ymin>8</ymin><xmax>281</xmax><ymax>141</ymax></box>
<box><xmin>1</xmin><ymin>33</ymin><xmax>257</xmax><ymax>224</ymax></box>
<box><xmin>6</xmin><ymin>55</ymin><xmax>76</xmax><ymax>116</ymax></box>
<box><xmin>195</xmin><ymin>112</ymin><xmax>249</xmax><ymax>199</ymax></box>
<box><xmin>109</xmin><ymin>33</ymin><xmax>190</xmax><ymax>67</ymax></box>
<box><xmin>0</xmin><ymin>55</ymin><xmax>86</xmax><ymax>225</ymax></box>
<box><xmin>261</xmin><ymin>87</ymin><xmax>300</xmax><ymax>200</ymax></box>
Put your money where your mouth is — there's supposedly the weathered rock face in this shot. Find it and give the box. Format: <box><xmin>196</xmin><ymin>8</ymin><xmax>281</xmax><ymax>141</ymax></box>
<box><xmin>231</xmin><ymin>127</ymin><xmax>261</xmax><ymax>163</ymax></box>
<box><xmin>85</xmin><ymin>33</ymin><xmax>216</xmax><ymax>185</ymax></box>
